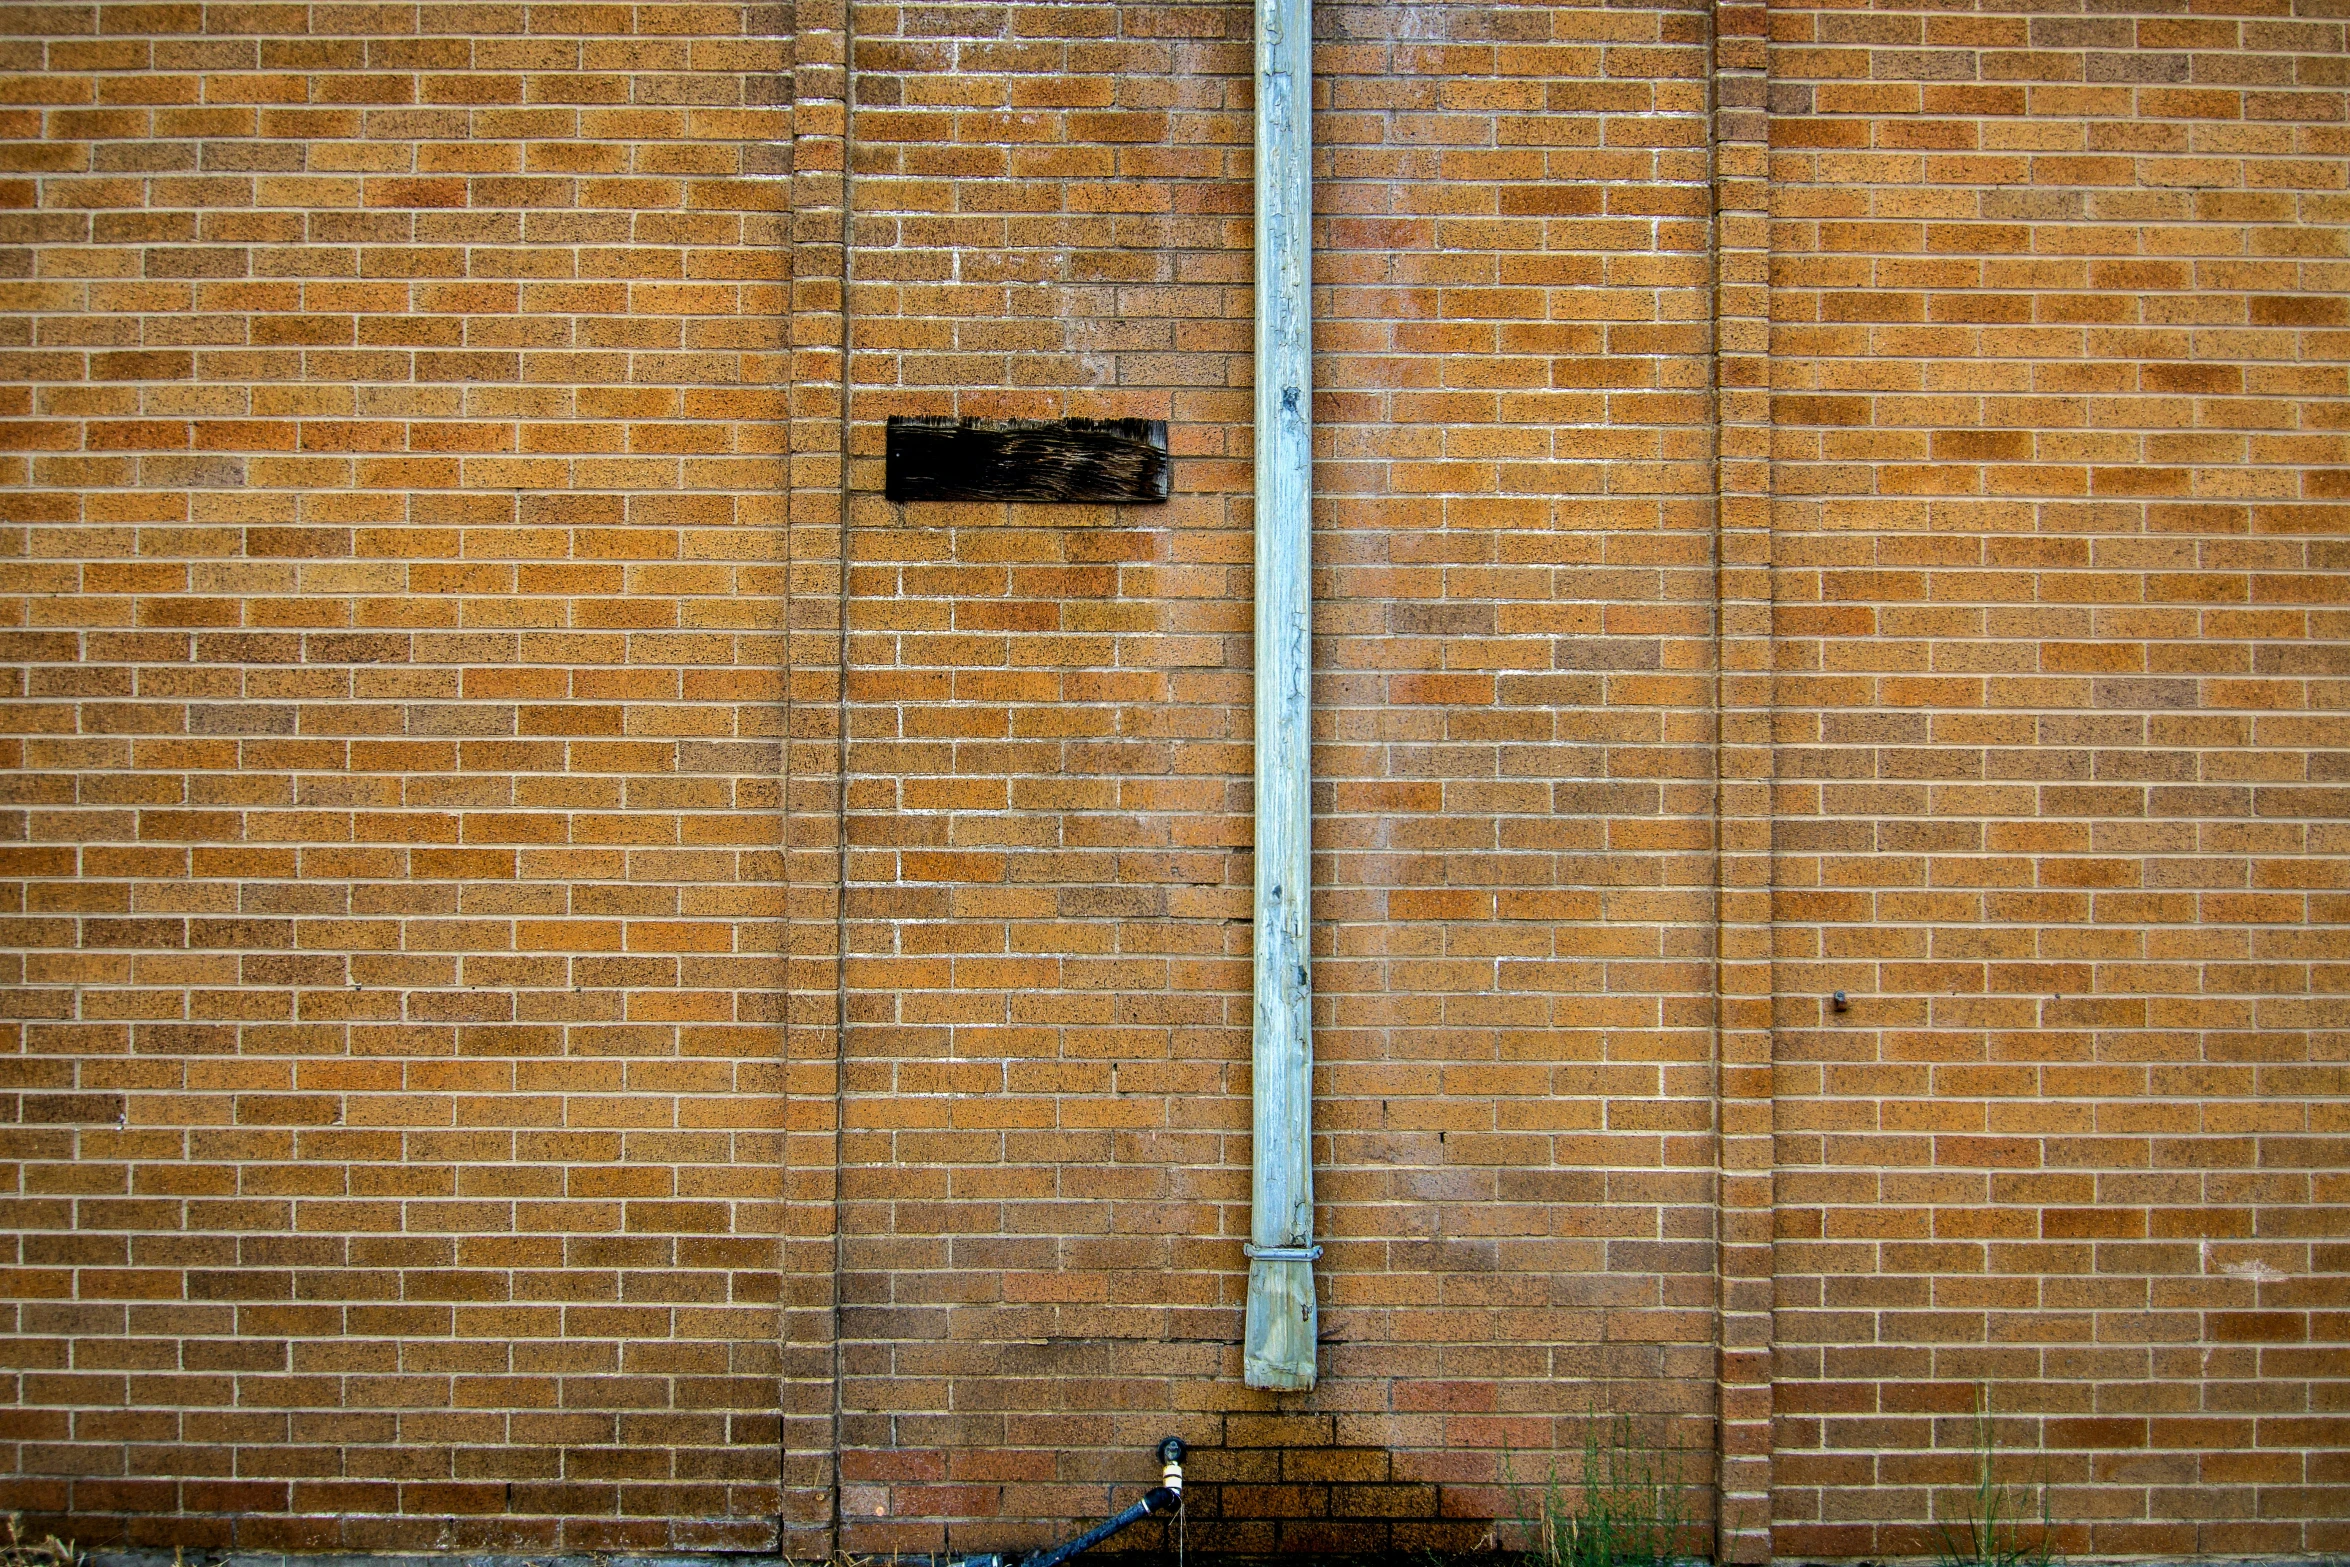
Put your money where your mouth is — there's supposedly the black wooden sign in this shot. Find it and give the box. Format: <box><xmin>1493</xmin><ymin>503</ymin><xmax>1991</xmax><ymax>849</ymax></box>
<box><xmin>884</xmin><ymin>416</ymin><xmax>1171</xmax><ymax>505</ymax></box>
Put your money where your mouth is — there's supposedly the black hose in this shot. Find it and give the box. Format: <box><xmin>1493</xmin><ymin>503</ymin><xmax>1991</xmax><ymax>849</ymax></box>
<box><xmin>1014</xmin><ymin>1486</ymin><xmax>1182</xmax><ymax>1567</ymax></box>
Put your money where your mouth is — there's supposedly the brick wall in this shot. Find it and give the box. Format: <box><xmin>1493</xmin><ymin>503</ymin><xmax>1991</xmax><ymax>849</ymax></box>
<box><xmin>0</xmin><ymin>0</ymin><xmax>795</xmax><ymax>1551</ymax></box>
<box><xmin>811</xmin><ymin>0</ymin><xmax>1727</xmax><ymax>1556</ymax></box>
<box><xmin>2</xmin><ymin>0</ymin><xmax>2345</xmax><ymax>1559</ymax></box>
<box><xmin>1766</xmin><ymin>0</ymin><xmax>2350</xmax><ymax>1553</ymax></box>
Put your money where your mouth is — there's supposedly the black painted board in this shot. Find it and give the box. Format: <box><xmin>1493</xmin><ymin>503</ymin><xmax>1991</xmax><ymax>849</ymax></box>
<box><xmin>884</xmin><ymin>416</ymin><xmax>1171</xmax><ymax>505</ymax></box>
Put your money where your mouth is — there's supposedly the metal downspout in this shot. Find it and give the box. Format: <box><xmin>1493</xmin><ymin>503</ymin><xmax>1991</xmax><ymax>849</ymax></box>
<box><xmin>1242</xmin><ymin>0</ymin><xmax>1318</xmax><ymax>1393</ymax></box>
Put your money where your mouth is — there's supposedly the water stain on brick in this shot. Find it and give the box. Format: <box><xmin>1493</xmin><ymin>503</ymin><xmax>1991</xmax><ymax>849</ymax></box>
<box><xmin>1174</xmin><ymin>1437</ymin><xmax>1493</xmax><ymax>1560</ymax></box>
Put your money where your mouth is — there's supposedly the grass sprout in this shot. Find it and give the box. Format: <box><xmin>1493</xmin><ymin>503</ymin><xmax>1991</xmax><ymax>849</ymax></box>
<box><xmin>1510</xmin><ymin>1412</ymin><xmax>1693</xmax><ymax>1567</ymax></box>
<box><xmin>0</xmin><ymin>1515</ymin><xmax>78</xmax><ymax>1567</ymax></box>
<box><xmin>1932</xmin><ymin>1384</ymin><xmax>2055</xmax><ymax>1567</ymax></box>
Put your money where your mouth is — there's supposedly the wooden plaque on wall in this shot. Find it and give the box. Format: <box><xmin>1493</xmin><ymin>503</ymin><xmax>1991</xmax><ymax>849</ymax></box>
<box><xmin>883</xmin><ymin>416</ymin><xmax>1172</xmax><ymax>505</ymax></box>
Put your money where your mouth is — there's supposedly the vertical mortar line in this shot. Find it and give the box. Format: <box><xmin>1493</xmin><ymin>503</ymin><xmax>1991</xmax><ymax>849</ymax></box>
<box><xmin>1705</xmin><ymin>0</ymin><xmax>1728</xmax><ymax>1528</ymax></box>
<box><xmin>777</xmin><ymin>25</ymin><xmax>796</xmax><ymax>1537</ymax></box>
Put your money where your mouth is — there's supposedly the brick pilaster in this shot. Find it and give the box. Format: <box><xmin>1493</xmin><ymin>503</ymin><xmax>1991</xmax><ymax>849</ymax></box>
<box><xmin>1712</xmin><ymin>0</ymin><xmax>1776</xmax><ymax>1556</ymax></box>
<box><xmin>783</xmin><ymin>1</ymin><xmax>850</xmax><ymax>1551</ymax></box>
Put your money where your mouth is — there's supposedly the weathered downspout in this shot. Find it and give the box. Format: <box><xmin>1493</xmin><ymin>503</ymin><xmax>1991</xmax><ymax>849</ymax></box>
<box><xmin>1242</xmin><ymin>0</ymin><xmax>1317</xmax><ymax>1392</ymax></box>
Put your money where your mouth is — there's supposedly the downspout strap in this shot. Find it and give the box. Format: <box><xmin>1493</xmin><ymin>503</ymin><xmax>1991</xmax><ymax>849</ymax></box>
<box><xmin>1242</xmin><ymin>1244</ymin><xmax>1322</xmax><ymax>1261</ymax></box>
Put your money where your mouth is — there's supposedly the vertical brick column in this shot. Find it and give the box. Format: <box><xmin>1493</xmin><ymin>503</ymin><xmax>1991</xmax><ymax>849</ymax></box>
<box><xmin>782</xmin><ymin>0</ymin><xmax>848</xmax><ymax>1551</ymax></box>
<box><xmin>1709</xmin><ymin>0</ymin><xmax>1775</xmax><ymax>1557</ymax></box>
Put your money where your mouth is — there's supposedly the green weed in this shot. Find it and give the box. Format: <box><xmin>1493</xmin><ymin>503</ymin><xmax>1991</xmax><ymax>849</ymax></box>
<box><xmin>1931</xmin><ymin>1385</ymin><xmax>2054</xmax><ymax>1567</ymax></box>
<box><xmin>1510</xmin><ymin>1413</ymin><xmax>1694</xmax><ymax>1567</ymax></box>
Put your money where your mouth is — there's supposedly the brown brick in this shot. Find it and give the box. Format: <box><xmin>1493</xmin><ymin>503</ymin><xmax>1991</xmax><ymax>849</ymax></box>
<box><xmin>0</xmin><ymin>0</ymin><xmax>2343</xmax><ymax>1560</ymax></box>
